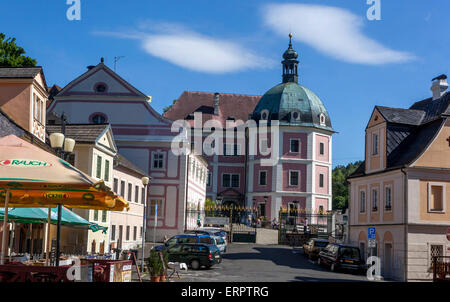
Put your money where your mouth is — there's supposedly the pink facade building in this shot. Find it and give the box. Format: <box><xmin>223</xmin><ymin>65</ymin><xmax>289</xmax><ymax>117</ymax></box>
<box><xmin>164</xmin><ymin>37</ymin><xmax>335</xmax><ymax>221</ymax></box>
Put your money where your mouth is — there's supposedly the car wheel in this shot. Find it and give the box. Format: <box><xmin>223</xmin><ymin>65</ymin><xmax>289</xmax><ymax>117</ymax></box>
<box><xmin>190</xmin><ymin>259</ymin><xmax>200</xmax><ymax>270</ymax></box>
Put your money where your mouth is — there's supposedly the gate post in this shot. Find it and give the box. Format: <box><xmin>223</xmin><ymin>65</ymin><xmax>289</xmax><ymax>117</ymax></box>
<box><xmin>278</xmin><ymin>206</ymin><xmax>282</xmax><ymax>245</ymax></box>
<box><xmin>229</xmin><ymin>205</ymin><xmax>233</xmax><ymax>243</ymax></box>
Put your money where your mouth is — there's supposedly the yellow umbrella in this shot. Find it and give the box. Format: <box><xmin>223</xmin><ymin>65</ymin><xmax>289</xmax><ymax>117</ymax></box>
<box><xmin>0</xmin><ymin>135</ymin><xmax>129</xmax><ymax>264</ymax></box>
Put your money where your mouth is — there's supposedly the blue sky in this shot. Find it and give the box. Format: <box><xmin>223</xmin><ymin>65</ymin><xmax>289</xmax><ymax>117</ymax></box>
<box><xmin>1</xmin><ymin>0</ymin><xmax>449</xmax><ymax>167</ymax></box>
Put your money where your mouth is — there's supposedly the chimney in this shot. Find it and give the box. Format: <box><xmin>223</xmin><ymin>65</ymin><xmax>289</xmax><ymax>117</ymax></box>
<box><xmin>214</xmin><ymin>92</ymin><xmax>220</xmax><ymax>115</ymax></box>
<box><xmin>431</xmin><ymin>74</ymin><xmax>448</xmax><ymax>100</ymax></box>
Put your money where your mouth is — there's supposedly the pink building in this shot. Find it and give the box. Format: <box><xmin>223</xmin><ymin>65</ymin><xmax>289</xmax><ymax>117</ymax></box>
<box><xmin>47</xmin><ymin>59</ymin><xmax>207</xmax><ymax>241</ymax></box>
<box><xmin>164</xmin><ymin>37</ymin><xmax>335</xmax><ymax>221</ymax></box>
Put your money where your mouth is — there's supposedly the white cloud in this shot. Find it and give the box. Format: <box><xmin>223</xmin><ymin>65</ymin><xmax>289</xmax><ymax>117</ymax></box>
<box><xmin>263</xmin><ymin>3</ymin><xmax>415</xmax><ymax>65</ymax></box>
<box><xmin>95</xmin><ymin>25</ymin><xmax>273</xmax><ymax>74</ymax></box>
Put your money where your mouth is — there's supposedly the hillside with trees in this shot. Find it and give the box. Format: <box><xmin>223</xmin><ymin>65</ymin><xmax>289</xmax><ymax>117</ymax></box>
<box><xmin>332</xmin><ymin>161</ymin><xmax>363</xmax><ymax>210</ymax></box>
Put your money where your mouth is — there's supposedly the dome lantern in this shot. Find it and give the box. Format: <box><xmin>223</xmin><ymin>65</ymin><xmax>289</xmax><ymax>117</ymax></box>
<box><xmin>282</xmin><ymin>33</ymin><xmax>299</xmax><ymax>84</ymax></box>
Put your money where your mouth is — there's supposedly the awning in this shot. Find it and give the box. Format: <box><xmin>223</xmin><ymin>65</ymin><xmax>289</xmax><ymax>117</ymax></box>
<box><xmin>0</xmin><ymin>206</ymin><xmax>108</xmax><ymax>233</ymax></box>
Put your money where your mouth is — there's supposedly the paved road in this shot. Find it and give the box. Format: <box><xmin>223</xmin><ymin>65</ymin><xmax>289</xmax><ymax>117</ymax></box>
<box><xmin>171</xmin><ymin>243</ymin><xmax>369</xmax><ymax>282</ymax></box>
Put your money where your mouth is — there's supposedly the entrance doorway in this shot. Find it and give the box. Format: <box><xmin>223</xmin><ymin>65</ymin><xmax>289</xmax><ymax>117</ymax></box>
<box><xmin>384</xmin><ymin>243</ymin><xmax>392</xmax><ymax>279</ymax></box>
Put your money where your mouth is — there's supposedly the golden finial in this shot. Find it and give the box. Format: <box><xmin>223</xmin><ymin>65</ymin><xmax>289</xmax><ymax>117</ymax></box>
<box><xmin>289</xmin><ymin>33</ymin><xmax>293</xmax><ymax>39</ymax></box>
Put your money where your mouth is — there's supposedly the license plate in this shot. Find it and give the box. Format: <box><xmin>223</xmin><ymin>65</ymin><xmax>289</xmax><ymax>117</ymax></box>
<box><xmin>215</xmin><ymin>255</ymin><xmax>220</xmax><ymax>258</ymax></box>
<box><xmin>345</xmin><ymin>260</ymin><xmax>354</xmax><ymax>263</ymax></box>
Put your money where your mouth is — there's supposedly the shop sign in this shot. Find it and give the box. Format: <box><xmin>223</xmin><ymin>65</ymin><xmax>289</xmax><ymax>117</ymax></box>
<box><xmin>43</xmin><ymin>192</ymin><xmax>69</xmax><ymax>200</ymax></box>
<box><xmin>0</xmin><ymin>159</ymin><xmax>52</xmax><ymax>167</ymax></box>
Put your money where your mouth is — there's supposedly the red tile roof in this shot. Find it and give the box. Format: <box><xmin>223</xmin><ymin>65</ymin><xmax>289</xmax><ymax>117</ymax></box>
<box><xmin>163</xmin><ymin>91</ymin><xmax>261</xmax><ymax>127</ymax></box>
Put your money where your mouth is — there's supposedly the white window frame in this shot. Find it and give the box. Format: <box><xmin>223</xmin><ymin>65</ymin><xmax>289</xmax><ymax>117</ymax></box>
<box><xmin>152</xmin><ymin>151</ymin><xmax>166</xmax><ymax>170</ymax></box>
<box><xmin>259</xmin><ymin>170</ymin><xmax>267</xmax><ymax>186</ymax></box>
<box><xmin>319</xmin><ymin>173</ymin><xmax>325</xmax><ymax>188</ymax></box>
<box><xmin>319</xmin><ymin>142</ymin><xmax>325</xmax><ymax>155</ymax></box>
<box><xmin>289</xmin><ymin>139</ymin><xmax>300</xmax><ymax>153</ymax></box>
<box><xmin>149</xmin><ymin>198</ymin><xmax>163</xmax><ymax>217</ymax></box>
<box><xmin>222</xmin><ymin>173</ymin><xmax>240</xmax><ymax>188</ymax></box>
<box><xmin>427</xmin><ymin>182</ymin><xmax>446</xmax><ymax>213</ymax></box>
<box><xmin>360</xmin><ymin>190</ymin><xmax>366</xmax><ymax>213</ymax></box>
<box><xmin>260</xmin><ymin>138</ymin><xmax>269</xmax><ymax>154</ymax></box>
<box><xmin>291</xmin><ymin>111</ymin><xmax>300</xmax><ymax>121</ymax></box>
<box><xmin>289</xmin><ymin>170</ymin><xmax>300</xmax><ymax>187</ymax></box>
<box><xmin>319</xmin><ymin>113</ymin><xmax>326</xmax><ymax>126</ymax></box>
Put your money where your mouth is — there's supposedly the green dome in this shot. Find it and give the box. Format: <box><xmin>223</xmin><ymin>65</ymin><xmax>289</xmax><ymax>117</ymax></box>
<box><xmin>252</xmin><ymin>82</ymin><xmax>333</xmax><ymax>131</ymax></box>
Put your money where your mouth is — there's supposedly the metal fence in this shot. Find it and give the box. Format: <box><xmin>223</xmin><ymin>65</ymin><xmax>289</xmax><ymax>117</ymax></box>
<box><xmin>433</xmin><ymin>256</ymin><xmax>450</xmax><ymax>282</ymax></box>
<box><xmin>278</xmin><ymin>209</ymin><xmax>338</xmax><ymax>246</ymax></box>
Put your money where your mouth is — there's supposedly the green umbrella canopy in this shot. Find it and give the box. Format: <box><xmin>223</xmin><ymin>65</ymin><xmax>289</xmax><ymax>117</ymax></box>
<box><xmin>0</xmin><ymin>207</ymin><xmax>107</xmax><ymax>233</ymax></box>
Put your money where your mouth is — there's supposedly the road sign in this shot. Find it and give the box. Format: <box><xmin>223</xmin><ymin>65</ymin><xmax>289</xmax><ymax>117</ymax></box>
<box><xmin>368</xmin><ymin>238</ymin><xmax>376</xmax><ymax>248</ymax></box>
<box><xmin>447</xmin><ymin>228</ymin><xmax>450</xmax><ymax>241</ymax></box>
<box><xmin>368</xmin><ymin>227</ymin><xmax>376</xmax><ymax>239</ymax></box>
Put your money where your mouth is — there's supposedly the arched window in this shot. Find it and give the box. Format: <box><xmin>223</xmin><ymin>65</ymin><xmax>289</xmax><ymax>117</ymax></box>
<box><xmin>261</xmin><ymin>110</ymin><xmax>269</xmax><ymax>120</ymax></box>
<box><xmin>319</xmin><ymin>113</ymin><xmax>326</xmax><ymax>126</ymax></box>
<box><xmin>90</xmin><ymin>113</ymin><xmax>108</xmax><ymax>124</ymax></box>
<box><xmin>291</xmin><ymin>111</ymin><xmax>300</xmax><ymax>121</ymax></box>
<box><xmin>94</xmin><ymin>82</ymin><xmax>108</xmax><ymax>93</ymax></box>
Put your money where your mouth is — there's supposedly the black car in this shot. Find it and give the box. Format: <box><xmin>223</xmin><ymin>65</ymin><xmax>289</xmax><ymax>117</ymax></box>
<box><xmin>166</xmin><ymin>243</ymin><xmax>222</xmax><ymax>270</ymax></box>
<box><xmin>317</xmin><ymin>243</ymin><xmax>364</xmax><ymax>273</ymax></box>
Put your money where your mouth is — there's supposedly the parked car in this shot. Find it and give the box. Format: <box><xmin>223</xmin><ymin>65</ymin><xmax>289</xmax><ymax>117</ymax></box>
<box><xmin>187</xmin><ymin>227</ymin><xmax>228</xmax><ymax>243</ymax></box>
<box><xmin>211</xmin><ymin>235</ymin><xmax>227</xmax><ymax>254</ymax></box>
<box><xmin>154</xmin><ymin>234</ymin><xmax>215</xmax><ymax>251</ymax></box>
<box><xmin>317</xmin><ymin>243</ymin><xmax>364</xmax><ymax>274</ymax></box>
<box><xmin>303</xmin><ymin>239</ymin><xmax>329</xmax><ymax>260</ymax></box>
<box><xmin>166</xmin><ymin>243</ymin><xmax>222</xmax><ymax>269</ymax></box>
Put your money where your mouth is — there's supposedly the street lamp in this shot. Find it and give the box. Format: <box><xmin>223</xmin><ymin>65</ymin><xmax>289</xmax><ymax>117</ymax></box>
<box><xmin>141</xmin><ymin>176</ymin><xmax>150</xmax><ymax>273</ymax></box>
<box><xmin>49</xmin><ymin>112</ymin><xmax>76</xmax><ymax>266</ymax></box>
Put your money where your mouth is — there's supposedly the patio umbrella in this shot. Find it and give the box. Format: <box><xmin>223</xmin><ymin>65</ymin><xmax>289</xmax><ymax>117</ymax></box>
<box><xmin>0</xmin><ymin>135</ymin><xmax>128</xmax><ymax>264</ymax></box>
<box><xmin>0</xmin><ymin>207</ymin><xmax>108</xmax><ymax>232</ymax></box>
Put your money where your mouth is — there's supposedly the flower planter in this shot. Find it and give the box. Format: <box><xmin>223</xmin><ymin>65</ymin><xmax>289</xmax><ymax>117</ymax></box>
<box><xmin>150</xmin><ymin>275</ymin><xmax>160</xmax><ymax>282</ymax></box>
<box><xmin>159</xmin><ymin>274</ymin><xmax>166</xmax><ymax>282</ymax></box>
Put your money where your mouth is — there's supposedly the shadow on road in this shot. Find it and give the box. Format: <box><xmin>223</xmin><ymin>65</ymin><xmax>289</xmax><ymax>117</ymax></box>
<box><xmin>223</xmin><ymin>245</ymin><xmax>367</xmax><ymax>282</ymax></box>
<box><xmin>292</xmin><ymin>276</ymin><xmax>368</xmax><ymax>282</ymax></box>
<box><xmin>223</xmin><ymin>246</ymin><xmax>318</xmax><ymax>269</ymax></box>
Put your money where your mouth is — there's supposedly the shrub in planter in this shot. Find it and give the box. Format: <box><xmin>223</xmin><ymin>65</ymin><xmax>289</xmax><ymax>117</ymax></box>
<box><xmin>146</xmin><ymin>249</ymin><xmax>163</xmax><ymax>282</ymax></box>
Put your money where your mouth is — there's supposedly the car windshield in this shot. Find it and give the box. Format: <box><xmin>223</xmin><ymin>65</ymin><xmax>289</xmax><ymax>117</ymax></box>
<box><xmin>214</xmin><ymin>231</ymin><xmax>227</xmax><ymax>238</ymax></box>
<box><xmin>340</xmin><ymin>247</ymin><xmax>360</xmax><ymax>259</ymax></box>
<box><xmin>314</xmin><ymin>241</ymin><xmax>328</xmax><ymax>247</ymax></box>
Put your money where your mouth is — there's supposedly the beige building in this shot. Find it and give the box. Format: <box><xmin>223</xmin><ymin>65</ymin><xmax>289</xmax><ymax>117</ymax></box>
<box><xmin>47</xmin><ymin>123</ymin><xmax>117</xmax><ymax>254</ymax></box>
<box><xmin>347</xmin><ymin>75</ymin><xmax>450</xmax><ymax>281</ymax></box>
<box><xmin>110</xmin><ymin>154</ymin><xmax>148</xmax><ymax>251</ymax></box>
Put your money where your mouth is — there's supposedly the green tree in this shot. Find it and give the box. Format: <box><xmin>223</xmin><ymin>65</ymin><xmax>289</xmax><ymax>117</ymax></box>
<box><xmin>0</xmin><ymin>33</ymin><xmax>37</xmax><ymax>67</ymax></box>
<box><xmin>332</xmin><ymin>160</ymin><xmax>363</xmax><ymax>210</ymax></box>
<box><xmin>162</xmin><ymin>99</ymin><xmax>177</xmax><ymax>114</ymax></box>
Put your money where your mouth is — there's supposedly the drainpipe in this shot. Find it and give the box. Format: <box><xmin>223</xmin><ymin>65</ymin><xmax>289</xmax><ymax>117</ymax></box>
<box><xmin>401</xmin><ymin>168</ymin><xmax>408</xmax><ymax>282</ymax></box>
<box><xmin>184</xmin><ymin>155</ymin><xmax>189</xmax><ymax>232</ymax></box>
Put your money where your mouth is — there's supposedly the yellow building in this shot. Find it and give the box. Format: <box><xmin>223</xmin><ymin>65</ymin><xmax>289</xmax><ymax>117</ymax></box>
<box><xmin>348</xmin><ymin>75</ymin><xmax>450</xmax><ymax>281</ymax></box>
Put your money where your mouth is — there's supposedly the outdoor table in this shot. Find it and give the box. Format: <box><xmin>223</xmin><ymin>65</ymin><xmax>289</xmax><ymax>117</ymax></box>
<box><xmin>0</xmin><ymin>263</ymin><xmax>73</xmax><ymax>282</ymax></box>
